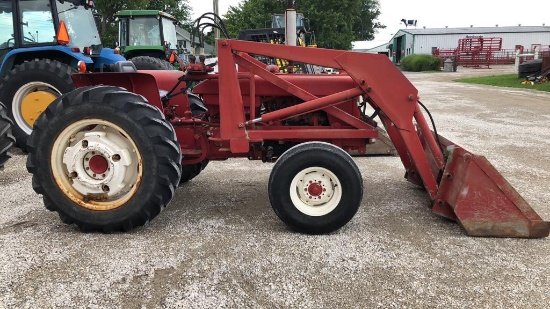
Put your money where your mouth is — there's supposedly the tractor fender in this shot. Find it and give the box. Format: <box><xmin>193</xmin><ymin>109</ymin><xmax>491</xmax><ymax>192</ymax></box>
<box><xmin>0</xmin><ymin>46</ymin><xmax>93</xmax><ymax>77</ymax></box>
<box><xmin>71</xmin><ymin>72</ymin><xmax>163</xmax><ymax>110</ymax></box>
<box><xmin>92</xmin><ymin>48</ymin><xmax>126</xmax><ymax>70</ymax></box>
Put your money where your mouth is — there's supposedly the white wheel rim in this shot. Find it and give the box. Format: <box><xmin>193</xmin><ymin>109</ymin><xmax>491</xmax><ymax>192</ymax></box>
<box><xmin>51</xmin><ymin>119</ymin><xmax>143</xmax><ymax>211</ymax></box>
<box><xmin>12</xmin><ymin>81</ymin><xmax>62</xmax><ymax>134</ymax></box>
<box><xmin>289</xmin><ymin>166</ymin><xmax>342</xmax><ymax>216</ymax></box>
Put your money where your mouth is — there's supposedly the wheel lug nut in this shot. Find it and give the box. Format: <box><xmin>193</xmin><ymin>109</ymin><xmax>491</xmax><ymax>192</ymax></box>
<box><xmin>112</xmin><ymin>154</ymin><xmax>121</xmax><ymax>162</ymax></box>
<box><xmin>82</xmin><ymin>140</ymin><xmax>88</xmax><ymax>148</ymax></box>
<box><xmin>102</xmin><ymin>185</ymin><xmax>110</xmax><ymax>192</ymax></box>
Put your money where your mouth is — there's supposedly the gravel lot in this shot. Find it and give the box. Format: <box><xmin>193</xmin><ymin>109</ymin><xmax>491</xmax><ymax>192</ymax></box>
<box><xmin>1</xmin><ymin>65</ymin><xmax>549</xmax><ymax>308</ymax></box>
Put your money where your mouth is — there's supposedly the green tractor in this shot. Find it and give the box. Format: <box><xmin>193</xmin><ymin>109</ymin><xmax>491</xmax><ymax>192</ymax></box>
<box><xmin>115</xmin><ymin>10</ymin><xmax>180</xmax><ymax>70</ymax></box>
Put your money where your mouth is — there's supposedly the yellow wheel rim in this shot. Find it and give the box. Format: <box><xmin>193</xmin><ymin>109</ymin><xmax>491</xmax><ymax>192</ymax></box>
<box><xmin>12</xmin><ymin>81</ymin><xmax>63</xmax><ymax>134</ymax></box>
<box><xmin>21</xmin><ymin>91</ymin><xmax>57</xmax><ymax>127</ymax></box>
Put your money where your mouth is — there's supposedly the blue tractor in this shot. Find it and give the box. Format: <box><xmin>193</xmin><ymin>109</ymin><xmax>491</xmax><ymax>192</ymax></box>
<box><xmin>0</xmin><ymin>0</ymin><xmax>125</xmax><ymax>149</ymax></box>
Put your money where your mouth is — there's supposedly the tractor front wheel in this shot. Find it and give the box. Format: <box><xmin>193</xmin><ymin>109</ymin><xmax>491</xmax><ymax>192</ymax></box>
<box><xmin>26</xmin><ymin>86</ymin><xmax>182</xmax><ymax>232</ymax></box>
<box><xmin>0</xmin><ymin>59</ymin><xmax>75</xmax><ymax>150</ymax></box>
<box><xmin>268</xmin><ymin>142</ymin><xmax>363</xmax><ymax>234</ymax></box>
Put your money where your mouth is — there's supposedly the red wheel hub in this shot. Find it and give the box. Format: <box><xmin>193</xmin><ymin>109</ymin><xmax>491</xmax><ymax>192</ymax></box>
<box><xmin>88</xmin><ymin>155</ymin><xmax>108</xmax><ymax>174</ymax></box>
<box><xmin>307</xmin><ymin>182</ymin><xmax>323</xmax><ymax>197</ymax></box>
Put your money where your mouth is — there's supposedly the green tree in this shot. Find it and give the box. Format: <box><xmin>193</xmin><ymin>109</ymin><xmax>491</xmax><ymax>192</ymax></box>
<box><xmin>223</xmin><ymin>0</ymin><xmax>286</xmax><ymax>39</ymax></box>
<box><xmin>146</xmin><ymin>0</ymin><xmax>191</xmax><ymax>22</ymax></box>
<box><xmin>222</xmin><ymin>0</ymin><xmax>384</xmax><ymax>50</ymax></box>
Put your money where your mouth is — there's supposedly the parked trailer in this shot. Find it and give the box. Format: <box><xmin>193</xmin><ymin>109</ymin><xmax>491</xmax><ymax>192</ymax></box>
<box><xmin>26</xmin><ymin>39</ymin><xmax>549</xmax><ymax>237</ymax></box>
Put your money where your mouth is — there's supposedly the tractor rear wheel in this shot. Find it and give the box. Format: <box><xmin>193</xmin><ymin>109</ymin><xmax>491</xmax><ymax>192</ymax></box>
<box><xmin>130</xmin><ymin>56</ymin><xmax>174</xmax><ymax>70</ymax></box>
<box><xmin>0</xmin><ymin>59</ymin><xmax>75</xmax><ymax>151</ymax></box>
<box><xmin>0</xmin><ymin>102</ymin><xmax>15</xmax><ymax>169</ymax></box>
<box><xmin>268</xmin><ymin>142</ymin><xmax>363</xmax><ymax>234</ymax></box>
<box><xmin>179</xmin><ymin>160</ymin><xmax>209</xmax><ymax>185</ymax></box>
<box><xmin>26</xmin><ymin>86</ymin><xmax>182</xmax><ymax>232</ymax></box>
<box><xmin>179</xmin><ymin>94</ymin><xmax>209</xmax><ymax>185</ymax></box>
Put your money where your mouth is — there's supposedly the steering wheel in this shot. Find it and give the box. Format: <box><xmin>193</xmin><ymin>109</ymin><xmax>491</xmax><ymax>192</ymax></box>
<box><xmin>0</xmin><ymin>37</ymin><xmax>14</xmax><ymax>49</ymax></box>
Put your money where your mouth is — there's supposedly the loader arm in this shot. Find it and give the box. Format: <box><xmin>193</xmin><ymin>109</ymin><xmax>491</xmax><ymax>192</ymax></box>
<box><xmin>219</xmin><ymin>40</ymin><xmax>440</xmax><ymax>198</ymax></box>
<box><xmin>216</xmin><ymin>39</ymin><xmax>549</xmax><ymax>238</ymax></box>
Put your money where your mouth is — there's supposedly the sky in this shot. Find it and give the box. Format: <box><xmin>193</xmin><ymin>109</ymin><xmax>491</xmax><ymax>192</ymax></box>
<box><xmin>188</xmin><ymin>0</ymin><xmax>242</xmax><ymax>20</ymax></box>
<box><xmin>187</xmin><ymin>0</ymin><xmax>550</xmax><ymax>48</ymax></box>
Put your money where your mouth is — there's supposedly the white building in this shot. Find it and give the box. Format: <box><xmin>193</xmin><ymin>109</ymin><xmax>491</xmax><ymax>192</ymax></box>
<box><xmin>386</xmin><ymin>26</ymin><xmax>550</xmax><ymax>63</ymax></box>
<box><xmin>353</xmin><ymin>42</ymin><xmax>389</xmax><ymax>56</ymax></box>
<box><xmin>175</xmin><ymin>26</ymin><xmax>215</xmax><ymax>57</ymax></box>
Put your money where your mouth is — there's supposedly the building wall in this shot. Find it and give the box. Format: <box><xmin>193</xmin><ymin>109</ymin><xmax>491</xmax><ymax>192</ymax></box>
<box><xmin>391</xmin><ymin>31</ymin><xmax>415</xmax><ymax>63</ymax></box>
<box><xmin>412</xmin><ymin>32</ymin><xmax>550</xmax><ymax>54</ymax></box>
<box><xmin>388</xmin><ymin>28</ymin><xmax>550</xmax><ymax>63</ymax></box>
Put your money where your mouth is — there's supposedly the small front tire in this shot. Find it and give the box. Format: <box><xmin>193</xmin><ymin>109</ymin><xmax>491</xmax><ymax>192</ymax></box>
<box><xmin>268</xmin><ymin>142</ymin><xmax>363</xmax><ymax>234</ymax></box>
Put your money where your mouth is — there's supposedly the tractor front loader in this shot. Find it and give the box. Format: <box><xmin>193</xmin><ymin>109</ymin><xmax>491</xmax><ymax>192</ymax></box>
<box><xmin>26</xmin><ymin>38</ymin><xmax>549</xmax><ymax>238</ymax></box>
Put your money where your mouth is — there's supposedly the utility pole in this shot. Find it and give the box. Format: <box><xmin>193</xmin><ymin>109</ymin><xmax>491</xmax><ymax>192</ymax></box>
<box><xmin>285</xmin><ymin>0</ymin><xmax>296</xmax><ymax>46</ymax></box>
<box><xmin>213</xmin><ymin>0</ymin><xmax>220</xmax><ymax>39</ymax></box>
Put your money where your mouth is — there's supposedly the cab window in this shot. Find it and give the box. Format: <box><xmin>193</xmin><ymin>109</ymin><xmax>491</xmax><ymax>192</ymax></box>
<box><xmin>0</xmin><ymin>0</ymin><xmax>15</xmax><ymax>50</ymax></box>
<box><xmin>19</xmin><ymin>0</ymin><xmax>56</xmax><ymax>45</ymax></box>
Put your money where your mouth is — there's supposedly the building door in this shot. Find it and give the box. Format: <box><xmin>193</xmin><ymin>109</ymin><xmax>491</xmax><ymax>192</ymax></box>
<box><xmin>395</xmin><ymin>36</ymin><xmax>404</xmax><ymax>63</ymax></box>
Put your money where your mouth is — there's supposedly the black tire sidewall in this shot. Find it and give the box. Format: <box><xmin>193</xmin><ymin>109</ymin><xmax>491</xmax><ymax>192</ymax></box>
<box><xmin>0</xmin><ymin>102</ymin><xmax>15</xmax><ymax>168</ymax></box>
<box><xmin>269</xmin><ymin>145</ymin><xmax>363</xmax><ymax>234</ymax></box>
<box><xmin>130</xmin><ymin>56</ymin><xmax>174</xmax><ymax>70</ymax></box>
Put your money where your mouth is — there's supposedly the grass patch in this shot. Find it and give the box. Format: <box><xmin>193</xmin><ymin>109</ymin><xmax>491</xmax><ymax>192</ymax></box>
<box><xmin>455</xmin><ymin>74</ymin><xmax>550</xmax><ymax>92</ymax></box>
<box><xmin>400</xmin><ymin>54</ymin><xmax>441</xmax><ymax>72</ymax></box>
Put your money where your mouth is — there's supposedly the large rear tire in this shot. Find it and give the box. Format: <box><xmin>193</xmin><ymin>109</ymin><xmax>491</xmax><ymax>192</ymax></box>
<box><xmin>0</xmin><ymin>102</ymin><xmax>15</xmax><ymax>169</ymax></box>
<box><xmin>268</xmin><ymin>142</ymin><xmax>363</xmax><ymax>234</ymax></box>
<box><xmin>130</xmin><ymin>56</ymin><xmax>174</xmax><ymax>70</ymax></box>
<box><xmin>0</xmin><ymin>59</ymin><xmax>75</xmax><ymax>151</ymax></box>
<box><xmin>26</xmin><ymin>86</ymin><xmax>182</xmax><ymax>232</ymax></box>
<box><xmin>179</xmin><ymin>160</ymin><xmax>209</xmax><ymax>185</ymax></box>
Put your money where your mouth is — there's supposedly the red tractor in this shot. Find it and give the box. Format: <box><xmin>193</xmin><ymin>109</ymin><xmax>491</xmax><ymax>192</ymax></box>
<box><xmin>25</xmin><ymin>17</ymin><xmax>549</xmax><ymax>238</ymax></box>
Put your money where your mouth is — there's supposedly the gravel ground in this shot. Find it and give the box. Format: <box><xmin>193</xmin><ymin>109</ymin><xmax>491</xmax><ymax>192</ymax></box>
<box><xmin>1</xmin><ymin>65</ymin><xmax>549</xmax><ymax>308</ymax></box>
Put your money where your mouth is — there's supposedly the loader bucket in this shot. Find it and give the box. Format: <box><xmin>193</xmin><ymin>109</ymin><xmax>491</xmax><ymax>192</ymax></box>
<box><xmin>383</xmin><ymin>102</ymin><xmax>550</xmax><ymax>238</ymax></box>
<box><xmin>431</xmin><ymin>142</ymin><xmax>550</xmax><ymax>238</ymax></box>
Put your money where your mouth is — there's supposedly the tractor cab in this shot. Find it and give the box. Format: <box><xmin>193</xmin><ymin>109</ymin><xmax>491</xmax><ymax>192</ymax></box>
<box><xmin>271</xmin><ymin>13</ymin><xmax>306</xmax><ymax>28</ymax></box>
<box><xmin>116</xmin><ymin>10</ymin><xmax>179</xmax><ymax>61</ymax></box>
<box><xmin>0</xmin><ymin>0</ymin><xmax>105</xmax><ymax>67</ymax></box>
